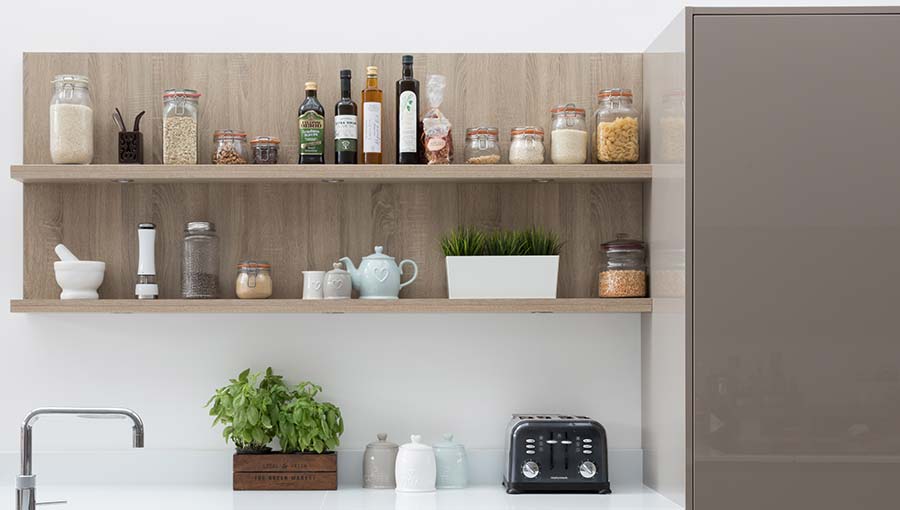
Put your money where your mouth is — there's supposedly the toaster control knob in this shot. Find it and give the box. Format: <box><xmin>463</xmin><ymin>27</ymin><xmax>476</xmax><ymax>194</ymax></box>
<box><xmin>579</xmin><ymin>461</ymin><xmax>597</xmax><ymax>479</ymax></box>
<box><xmin>522</xmin><ymin>461</ymin><xmax>540</xmax><ymax>479</ymax></box>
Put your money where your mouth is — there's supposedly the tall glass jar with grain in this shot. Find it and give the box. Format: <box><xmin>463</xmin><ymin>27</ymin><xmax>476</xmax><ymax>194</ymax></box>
<box><xmin>549</xmin><ymin>104</ymin><xmax>588</xmax><ymax>164</ymax></box>
<box><xmin>163</xmin><ymin>89</ymin><xmax>201</xmax><ymax>165</ymax></box>
<box><xmin>599</xmin><ymin>235</ymin><xmax>647</xmax><ymax>298</ymax></box>
<box><xmin>50</xmin><ymin>75</ymin><xmax>93</xmax><ymax>164</ymax></box>
<box><xmin>594</xmin><ymin>88</ymin><xmax>640</xmax><ymax>163</ymax></box>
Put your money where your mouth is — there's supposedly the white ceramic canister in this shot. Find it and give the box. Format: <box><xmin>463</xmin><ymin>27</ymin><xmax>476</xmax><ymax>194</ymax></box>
<box><xmin>395</xmin><ymin>434</ymin><xmax>436</xmax><ymax>493</ymax></box>
<box><xmin>324</xmin><ymin>262</ymin><xmax>352</xmax><ymax>300</ymax></box>
<box><xmin>302</xmin><ymin>270</ymin><xmax>325</xmax><ymax>299</ymax></box>
<box><xmin>433</xmin><ymin>433</ymin><xmax>468</xmax><ymax>489</ymax></box>
<box><xmin>363</xmin><ymin>433</ymin><xmax>399</xmax><ymax>489</ymax></box>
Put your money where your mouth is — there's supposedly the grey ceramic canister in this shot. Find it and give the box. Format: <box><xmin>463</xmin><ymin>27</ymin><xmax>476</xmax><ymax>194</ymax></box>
<box><xmin>324</xmin><ymin>262</ymin><xmax>352</xmax><ymax>300</ymax></box>
<box><xmin>363</xmin><ymin>433</ymin><xmax>399</xmax><ymax>489</ymax></box>
<box><xmin>433</xmin><ymin>433</ymin><xmax>468</xmax><ymax>489</ymax></box>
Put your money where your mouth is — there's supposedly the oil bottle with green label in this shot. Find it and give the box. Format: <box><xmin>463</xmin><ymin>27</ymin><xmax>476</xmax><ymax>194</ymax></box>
<box><xmin>298</xmin><ymin>81</ymin><xmax>325</xmax><ymax>164</ymax></box>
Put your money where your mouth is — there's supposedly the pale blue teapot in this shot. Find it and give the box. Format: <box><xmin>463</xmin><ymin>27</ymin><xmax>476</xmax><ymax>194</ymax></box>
<box><xmin>339</xmin><ymin>246</ymin><xmax>418</xmax><ymax>299</ymax></box>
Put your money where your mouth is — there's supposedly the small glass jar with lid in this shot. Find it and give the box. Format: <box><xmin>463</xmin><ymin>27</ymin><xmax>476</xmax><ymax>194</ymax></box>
<box><xmin>550</xmin><ymin>104</ymin><xmax>588</xmax><ymax>164</ymax></box>
<box><xmin>235</xmin><ymin>261</ymin><xmax>273</xmax><ymax>299</ymax></box>
<box><xmin>508</xmin><ymin>126</ymin><xmax>545</xmax><ymax>165</ymax></box>
<box><xmin>251</xmin><ymin>136</ymin><xmax>280</xmax><ymax>164</ymax></box>
<box><xmin>599</xmin><ymin>234</ymin><xmax>647</xmax><ymax>298</ymax></box>
<box><xmin>162</xmin><ymin>89</ymin><xmax>201</xmax><ymax>165</ymax></box>
<box><xmin>182</xmin><ymin>221</ymin><xmax>219</xmax><ymax>299</ymax></box>
<box><xmin>464</xmin><ymin>127</ymin><xmax>501</xmax><ymax>164</ymax></box>
<box><xmin>50</xmin><ymin>75</ymin><xmax>93</xmax><ymax>164</ymax></box>
<box><xmin>212</xmin><ymin>130</ymin><xmax>250</xmax><ymax>164</ymax></box>
<box><xmin>594</xmin><ymin>88</ymin><xmax>640</xmax><ymax>163</ymax></box>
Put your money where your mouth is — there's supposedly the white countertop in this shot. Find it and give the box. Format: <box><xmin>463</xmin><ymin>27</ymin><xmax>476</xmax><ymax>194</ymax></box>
<box><xmin>20</xmin><ymin>485</ymin><xmax>682</xmax><ymax>510</ymax></box>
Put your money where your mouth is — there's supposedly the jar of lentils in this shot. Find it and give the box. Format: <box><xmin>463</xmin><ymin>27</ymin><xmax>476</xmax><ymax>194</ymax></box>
<box><xmin>464</xmin><ymin>127</ymin><xmax>501</xmax><ymax>164</ymax></box>
<box><xmin>212</xmin><ymin>130</ymin><xmax>250</xmax><ymax>164</ymax></box>
<box><xmin>182</xmin><ymin>221</ymin><xmax>219</xmax><ymax>299</ymax></box>
<box><xmin>508</xmin><ymin>126</ymin><xmax>545</xmax><ymax>164</ymax></box>
<box><xmin>594</xmin><ymin>88</ymin><xmax>640</xmax><ymax>163</ymax></box>
<box><xmin>599</xmin><ymin>234</ymin><xmax>647</xmax><ymax>298</ymax></box>
<box><xmin>162</xmin><ymin>89</ymin><xmax>200</xmax><ymax>165</ymax></box>
<box><xmin>550</xmin><ymin>104</ymin><xmax>588</xmax><ymax>164</ymax></box>
<box><xmin>251</xmin><ymin>136</ymin><xmax>280</xmax><ymax>164</ymax></box>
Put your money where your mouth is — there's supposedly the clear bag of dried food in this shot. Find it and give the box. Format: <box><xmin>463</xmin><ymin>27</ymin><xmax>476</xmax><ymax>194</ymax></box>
<box><xmin>421</xmin><ymin>74</ymin><xmax>453</xmax><ymax>164</ymax></box>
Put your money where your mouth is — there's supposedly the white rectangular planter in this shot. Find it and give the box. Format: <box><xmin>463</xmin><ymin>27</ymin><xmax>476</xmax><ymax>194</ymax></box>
<box><xmin>445</xmin><ymin>256</ymin><xmax>560</xmax><ymax>299</ymax></box>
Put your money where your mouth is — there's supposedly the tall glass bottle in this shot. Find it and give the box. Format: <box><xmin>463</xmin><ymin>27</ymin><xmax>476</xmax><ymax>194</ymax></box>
<box><xmin>298</xmin><ymin>81</ymin><xmax>325</xmax><ymax>164</ymax></box>
<box><xmin>361</xmin><ymin>66</ymin><xmax>383</xmax><ymax>164</ymax></box>
<box><xmin>334</xmin><ymin>69</ymin><xmax>358</xmax><ymax>164</ymax></box>
<box><xmin>396</xmin><ymin>55</ymin><xmax>420</xmax><ymax>163</ymax></box>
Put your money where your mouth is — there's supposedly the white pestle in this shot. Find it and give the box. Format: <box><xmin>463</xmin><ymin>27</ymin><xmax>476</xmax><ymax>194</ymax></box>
<box><xmin>54</xmin><ymin>244</ymin><xmax>80</xmax><ymax>262</ymax></box>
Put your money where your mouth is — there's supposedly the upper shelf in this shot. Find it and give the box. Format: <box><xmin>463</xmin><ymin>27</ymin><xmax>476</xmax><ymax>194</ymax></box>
<box><xmin>9</xmin><ymin>164</ymin><xmax>652</xmax><ymax>184</ymax></box>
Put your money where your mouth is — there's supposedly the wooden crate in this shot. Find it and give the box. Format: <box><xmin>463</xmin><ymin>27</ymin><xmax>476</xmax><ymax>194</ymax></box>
<box><xmin>232</xmin><ymin>452</ymin><xmax>337</xmax><ymax>491</ymax></box>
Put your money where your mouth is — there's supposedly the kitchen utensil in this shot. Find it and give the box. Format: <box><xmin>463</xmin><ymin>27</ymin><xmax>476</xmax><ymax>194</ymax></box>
<box><xmin>503</xmin><ymin>414</ymin><xmax>610</xmax><ymax>494</ymax></box>
<box><xmin>302</xmin><ymin>271</ymin><xmax>325</xmax><ymax>300</ymax></box>
<box><xmin>395</xmin><ymin>434</ymin><xmax>436</xmax><ymax>493</ymax></box>
<box><xmin>324</xmin><ymin>262</ymin><xmax>352</xmax><ymax>300</ymax></box>
<box><xmin>363</xmin><ymin>433</ymin><xmax>399</xmax><ymax>489</ymax></box>
<box><xmin>54</xmin><ymin>260</ymin><xmax>106</xmax><ymax>300</ymax></box>
<box><xmin>136</xmin><ymin>223</ymin><xmax>158</xmax><ymax>299</ymax></box>
<box><xmin>54</xmin><ymin>244</ymin><xmax>79</xmax><ymax>262</ymax></box>
<box><xmin>113</xmin><ymin>108</ymin><xmax>126</xmax><ymax>132</ymax></box>
<box><xmin>434</xmin><ymin>433</ymin><xmax>468</xmax><ymax>489</ymax></box>
<box><xmin>133</xmin><ymin>110</ymin><xmax>146</xmax><ymax>132</ymax></box>
<box><xmin>339</xmin><ymin>246</ymin><xmax>418</xmax><ymax>299</ymax></box>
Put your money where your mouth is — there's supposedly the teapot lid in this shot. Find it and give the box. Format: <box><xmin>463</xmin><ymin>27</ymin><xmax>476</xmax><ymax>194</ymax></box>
<box><xmin>326</xmin><ymin>262</ymin><xmax>349</xmax><ymax>274</ymax></box>
<box><xmin>366</xmin><ymin>432</ymin><xmax>398</xmax><ymax>450</ymax></box>
<box><xmin>363</xmin><ymin>246</ymin><xmax>395</xmax><ymax>261</ymax></box>
<box><xmin>433</xmin><ymin>433</ymin><xmax>465</xmax><ymax>451</ymax></box>
<box><xmin>399</xmin><ymin>434</ymin><xmax>432</xmax><ymax>451</ymax></box>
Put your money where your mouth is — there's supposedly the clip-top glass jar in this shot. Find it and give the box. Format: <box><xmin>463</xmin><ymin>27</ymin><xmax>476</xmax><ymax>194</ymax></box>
<box><xmin>50</xmin><ymin>75</ymin><xmax>93</xmax><ymax>164</ymax></box>
<box><xmin>182</xmin><ymin>221</ymin><xmax>219</xmax><ymax>299</ymax></box>
<box><xmin>212</xmin><ymin>130</ymin><xmax>250</xmax><ymax>164</ymax></box>
<box><xmin>163</xmin><ymin>89</ymin><xmax>201</xmax><ymax>165</ymax></box>
<box><xmin>550</xmin><ymin>104</ymin><xmax>588</xmax><ymax>164</ymax></box>
<box><xmin>251</xmin><ymin>136</ymin><xmax>280</xmax><ymax>164</ymax></box>
<box><xmin>599</xmin><ymin>234</ymin><xmax>647</xmax><ymax>298</ymax></box>
<box><xmin>235</xmin><ymin>261</ymin><xmax>273</xmax><ymax>299</ymax></box>
<box><xmin>464</xmin><ymin>127</ymin><xmax>501</xmax><ymax>164</ymax></box>
<box><xmin>508</xmin><ymin>127</ymin><xmax>545</xmax><ymax>164</ymax></box>
<box><xmin>658</xmin><ymin>90</ymin><xmax>685</xmax><ymax>163</ymax></box>
<box><xmin>594</xmin><ymin>88</ymin><xmax>640</xmax><ymax>163</ymax></box>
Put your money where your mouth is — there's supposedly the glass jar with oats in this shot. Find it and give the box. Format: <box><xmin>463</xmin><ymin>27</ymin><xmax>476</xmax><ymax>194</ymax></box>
<box><xmin>163</xmin><ymin>89</ymin><xmax>201</xmax><ymax>164</ymax></box>
<box><xmin>594</xmin><ymin>88</ymin><xmax>640</xmax><ymax>163</ymax></box>
<box><xmin>599</xmin><ymin>235</ymin><xmax>647</xmax><ymax>298</ymax></box>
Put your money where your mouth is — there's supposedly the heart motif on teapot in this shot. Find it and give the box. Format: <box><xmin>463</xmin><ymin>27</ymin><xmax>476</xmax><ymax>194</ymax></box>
<box><xmin>373</xmin><ymin>266</ymin><xmax>390</xmax><ymax>283</ymax></box>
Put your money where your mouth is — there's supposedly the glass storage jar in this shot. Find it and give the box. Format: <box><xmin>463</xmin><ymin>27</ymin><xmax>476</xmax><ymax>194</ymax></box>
<box><xmin>599</xmin><ymin>234</ymin><xmax>647</xmax><ymax>298</ymax></box>
<box><xmin>658</xmin><ymin>90</ymin><xmax>685</xmax><ymax>163</ymax></box>
<box><xmin>594</xmin><ymin>88</ymin><xmax>640</xmax><ymax>163</ymax></box>
<box><xmin>50</xmin><ymin>75</ymin><xmax>93</xmax><ymax>164</ymax></box>
<box><xmin>162</xmin><ymin>89</ymin><xmax>201</xmax><ymax>165</ymax></box>
<box><xmin>251</xmin><ymin>136</ymin><xmax>280</xmax><ymax>164</ymax></box>
<box><xmin>550</xmin><ymin>104</ymin><xmax>588</xmax><ymax>164</ymax></box>
<box><xmin>212</xmin><ymin>130</ymin><xmax>250</xmax><ymax>164</ymax></box>
<box><xmin>464</xmin><ymin>127</ymin><xmax>501</xmax><ymax>164</ymax></box>
<box><xmin>508</xmin><ymin>127</ymin><xmax>545</xmax><ymax>165</ymax></box>
<box><xmin>182</xmin><ymin>221</ymin><xmax>219</xmax><ymax>299</ymax></box>
<box><xmin>235</xmin><ymin>261</ymin><xmax>273</xmax><ymax>299</ymax></box>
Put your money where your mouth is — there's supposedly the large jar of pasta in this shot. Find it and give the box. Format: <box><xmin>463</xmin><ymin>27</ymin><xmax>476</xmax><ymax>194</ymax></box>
<box><xmin>594</xmin><ymin>88</ymin><xmax>640</xmax><ymax>163</ymax></box>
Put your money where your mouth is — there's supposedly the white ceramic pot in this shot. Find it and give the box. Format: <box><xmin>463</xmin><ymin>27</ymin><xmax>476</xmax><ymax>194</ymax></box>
<box><xmin>445</xmin><ymin>255</ymin><xmax>559</xmax><ymax>299</ymax></box>
<box><xmin>54</xmin><ymin>260</ymin><xmax>106</xmax><ymax>299</ymax></box>
<box><xmin>395</xmin><ymin>434</ymin><xmax>436</xmax><ymax>493</ymax></box>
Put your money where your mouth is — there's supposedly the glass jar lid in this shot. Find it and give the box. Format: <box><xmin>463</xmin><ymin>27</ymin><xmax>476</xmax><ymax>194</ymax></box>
<box><xmin>250</xmin><ymin>136</ymin><xmax>281</xmax><ymax>146</ymax></box>
<box><xmin>214</xmin><ymin>129</ymin><xmax>247</xmax><ymax>140</ymax></box>
<box><xmin>52</xmin><ymin>74</ymin><xmax>89</xmax><ymax>87</ymax></box>
<box><xmin>598</xmin><ymin>88</ymin><xmax>633</xmax><ymax>100</ymax></box>
<box><xmin>550</xmin><ymin>104</ymin><xmax>586</xmax><ymax>117</ymax></box>
<box><xmin>185</xmin><ymin>221</ymin><xmax>216</xmax><ymax>233</ymax></box>
<box><xmin>465</xmin><ymin>127</ymin><xmax>499</xmax><ymax>139</ymax></box>
<box><xmin>511</xmin><ymin>126</ymin><xmax>544</xmax><ymax>138</ymax></box>
<box><xmin>601</xmin><ymin>233</ymin><xmax>645</xmax><ymax>252</ymax></box>
<box><xmin>163</xmin><ymin>88</ymin><xmax>201</xmax><ymax>99</ymax></box>
<box><xmin>237</xmin><ymin>260</ymin><xmax>271</xmax><ymax>270</ymax></box>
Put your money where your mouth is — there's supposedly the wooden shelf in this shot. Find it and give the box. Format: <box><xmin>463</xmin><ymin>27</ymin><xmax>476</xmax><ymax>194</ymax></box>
<box><xmin>9</xmin><ymin>298</ymin><xmax>652</xmax><ymax>314</ymax></box>
<box><xmin>9</xmin><ymin>164</ymin><xmax>652</xmax><ymax>184</ymax></box>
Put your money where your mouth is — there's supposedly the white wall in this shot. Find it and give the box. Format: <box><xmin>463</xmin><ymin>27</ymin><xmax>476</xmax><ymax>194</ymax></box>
<box><xmin>1</xmin><ymin>0</ymin><xmax>894</xmax><ymax>486</ymax></box>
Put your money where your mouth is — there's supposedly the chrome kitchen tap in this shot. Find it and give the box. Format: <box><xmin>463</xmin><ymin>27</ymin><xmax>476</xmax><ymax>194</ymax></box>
<box><xmin>16</xmin><ymin>407</ymin><xmax>144</xmax><ymax>510</ymax></box>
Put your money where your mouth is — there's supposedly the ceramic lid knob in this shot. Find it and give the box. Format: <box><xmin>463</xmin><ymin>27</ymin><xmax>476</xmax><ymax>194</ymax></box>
<box><xmin>375</xmin><ymin>246</ymin><xmax>384</xmax><ymax>255</ymax></box>
<box><xmin>411</xmin><ymin>434</ymin><xmax>421</xmax><ymax>444</ymax></box>
<box><xmin>443</xmin><ymin>433</ymin><xmax>453</xmax><ymax>442</ymax></box>
<box><xmin>377</xmin><ymin>433</ymin><xmax>388</xmax><ymax>441</ymax></box>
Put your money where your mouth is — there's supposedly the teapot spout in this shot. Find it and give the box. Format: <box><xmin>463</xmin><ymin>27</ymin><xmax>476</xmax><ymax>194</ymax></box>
<box><xmin>338</xmin><ymin>257</ymin><xmax>359</xmax><ymax>288</ymax></box>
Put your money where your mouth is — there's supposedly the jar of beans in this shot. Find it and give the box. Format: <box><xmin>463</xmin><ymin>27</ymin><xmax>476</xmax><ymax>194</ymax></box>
<box><xmin>212</xmin><ymin>130</ymin><xmax>250</xmax><ymax>164</ymax></box>
<box><xmin>550</xmin><ymin>104</ymin><xmax>588</xmax><ymax>164</ymax></box>
<box><xmin>464</xmin><ymin>127</ymin><xmax>501</xmax><ymax>164</ymax></box>
<box><xmin>599</xmin><ymin>234</ymin><xmax>647</xmax><ymax>298</ymax></box>
<box><xmin>594</xmin><ymin>88</ymin><xmax>640</xmax><ymax>163</ymax></box>
<box><xmin>182</xmin><ymin>221</ymin><xmax>219</xmax><ymax>299</ymax></box>
<box><xmin>508</xmin><ymin>126</ymin><xmax>545</xmax><ymax>165</ymax></box>
<box><xmin>251</xmin><ymin>136</ymin><xmax>280</xmax><ymax>164</ymax></box>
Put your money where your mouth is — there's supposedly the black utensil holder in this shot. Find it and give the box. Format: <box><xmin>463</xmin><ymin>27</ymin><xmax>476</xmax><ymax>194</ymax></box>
<box><xmin>118</xmin><ymin>131</ymin><xmax>144</xmax><ymax>164</ymax></box>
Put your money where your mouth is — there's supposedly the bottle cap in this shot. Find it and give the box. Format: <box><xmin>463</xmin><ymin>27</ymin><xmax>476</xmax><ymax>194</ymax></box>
<box><xmin>340</xmin><ymin>69</ymin><xmax>351</xmax><ymax>79</ymax></box>
<box><xmin>402</xmin><ymin>55</ymin><xmax>413</xmax><ymax>65</ymax></box>
<box><xmin>366</xmin><ymin>66</ymin><xmax>378</xmax><ymax>76</ymax></box>
<box><xmin>305</xmin><ymin>81</ymin><xmax>317</xmax><ymax>91</ymax></box>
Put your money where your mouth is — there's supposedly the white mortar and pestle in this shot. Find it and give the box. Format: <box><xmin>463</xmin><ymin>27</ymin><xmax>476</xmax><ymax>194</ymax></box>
<box><xmin>53</xmin><ymin>244</ymin><xmax>106</xmax><ymax>299</ymax></box>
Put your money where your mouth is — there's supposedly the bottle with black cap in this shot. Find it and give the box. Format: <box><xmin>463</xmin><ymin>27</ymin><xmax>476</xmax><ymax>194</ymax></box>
<box><xmin>135</xmin><ymin>223</ymin><xmax>158</xmax><ymax>299</ymax></box>
<box><xmin>334</xmin><ymin>69</ymin><xmax>358</xmax><ymax>164</ymax></box>
<box><xmin>396</xmin><ymin>55</ymin><xmax>420</xmax><ymax>163</ymax></box>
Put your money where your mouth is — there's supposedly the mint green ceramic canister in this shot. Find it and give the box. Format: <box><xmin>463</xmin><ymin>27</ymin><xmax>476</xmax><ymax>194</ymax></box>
<box><xmin>433</xmin><ymin>433</ymin><xmax>468</xmax><ymax>489</ymax></box>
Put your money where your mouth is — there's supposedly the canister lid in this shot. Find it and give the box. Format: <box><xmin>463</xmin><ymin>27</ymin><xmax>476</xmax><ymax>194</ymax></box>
<box><xmin>601</xmin><ymin>233</ymin><xmax>645</xmax><ymax>252</ymax></box>
<box><xmin>366</xmin><ymin>433</ymin><xmax>399</xmax><ymax>450</ymax></box>
<box><xmin>399</xmin><ymin>434</ymin><xmax>432</xmax><ymax>451</ymax></box>
<box><xmin>185</xmin><ymin>221</ymin><xmax>216</xmax><ymax>233</ymax></box>
<box><xmin>237</xmin><ymin>260</ymin><xmax>271</xmax><ymax>269</ymax></box>
<box><xmin>511</xmin><ymin>126</ymin><xmax>544</xmax><ymax>137</ymax></box>
<box><xmin>52</xmin><ymin>74</ymin><xmax>89</xmax><ymax>86</ymax></box>
<box><xmin>465</xmin><ymin>127</ymin><xmax>499</xmax><ymax>138</ymax></box>
<box><xmin>250</xmin><ymin>136</ymin><xmax>281</xmax><ymax>146</ymax></box>
<box><xmin>213</xmin><ymin>129</ymin><xmax>247</xmax><ymax>140</ymax></box>
<box><xmin>433</xmin><ymin>433</ymin><xmax>465</xmax><ymax>452</ymax></box>
<box><xmin>163</xmin><ymin>88</ymin><xmax>201</xmax><ymax>99</ymax></box>
<box><xmin>598</xmin><ymin>88</ymin><xmax>633</xmax><ymax>99</ymax></box>
<box><xmin>326</xmin><ymin>262</ymin><xmax>349</xmax><ymax>274</ymax></box>
<box><xmin>550</xmin><ymin>104</ymin><xmax>586</xmax><ymax>115</ymax></box>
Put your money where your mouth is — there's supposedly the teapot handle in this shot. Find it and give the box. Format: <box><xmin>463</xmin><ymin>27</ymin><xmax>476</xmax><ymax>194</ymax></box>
<box><xmin>398</xmin><ymin>260</ymin><xmax>418</xmax><ymax>288</ymax></box>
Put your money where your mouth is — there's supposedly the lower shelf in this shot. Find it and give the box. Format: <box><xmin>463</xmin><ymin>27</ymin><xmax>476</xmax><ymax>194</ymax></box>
<box><xmin>9</xmin><ymin>298</ymin><xmax>652</xmax><ymax>314</ymax></box>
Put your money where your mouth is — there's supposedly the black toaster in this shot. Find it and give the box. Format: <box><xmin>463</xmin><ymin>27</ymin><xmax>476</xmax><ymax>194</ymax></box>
<box><xmin>503</xmin><ymin>414</ymin><xmax>611</xmax><ymax>494</ymax></box>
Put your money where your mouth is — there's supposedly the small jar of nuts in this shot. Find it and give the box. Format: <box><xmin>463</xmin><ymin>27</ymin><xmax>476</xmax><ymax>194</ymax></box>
<box><xmin>594</xmin><ymin>88</ymin><xmax>640</xmax><ymax>163</ymax></box>
<box><xmin>599</xmin><ymin>234</ymin><xmax>647</xmax><ymax>298</ymax></box>
<box><xmin>464</xmin><ymin>127</ymin><xmax>501</xmax><ymax>164</ymax></box>
<box><xmin>212</xmin><ymin>130</ymin><xmax>250</xmax><ymax>164</ymax></box>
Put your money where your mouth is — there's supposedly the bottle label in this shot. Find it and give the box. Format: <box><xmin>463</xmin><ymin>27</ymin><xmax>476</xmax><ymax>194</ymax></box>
<box><xmin>298</xmin><ymin>111</ymin><xmax>324</xmax><ymax>155</ymax></box>
<box><xmin>363</xmin><ymin>102</ymin><xmax>382</xmax><ymax>154</ymax></box>
<box><xmin>334</xmin><ymin>114</ymin><xmax>358</xmax><ymax>153</ymax></box>
<box><xmin>398</xmin><ymin>90</ymin><xmax>417</xmax><ymax>154</ymax></box>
